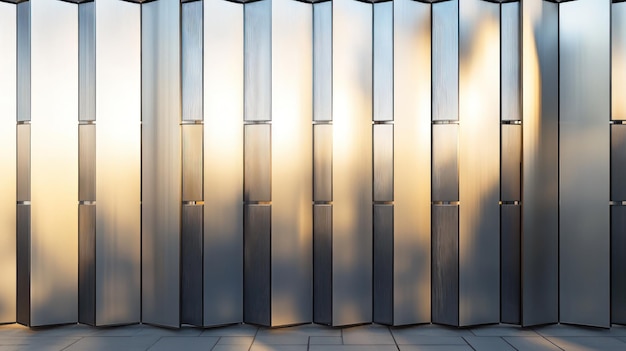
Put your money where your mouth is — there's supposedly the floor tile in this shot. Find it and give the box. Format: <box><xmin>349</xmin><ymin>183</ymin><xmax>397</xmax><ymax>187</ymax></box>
<box><xmin>503</xmin><ymin>336</ymin><xmax>562</xmax><ymax>351</ymax></box>
<box><xmin>533</xmin><ymin>324</ymin><xmax>615</xmax><ymax>337</ymax></box>
<box><xmin>90</xmin><ymin>325</ymin><xmax>146</xmax><ymax>337</ymax></box>
<box><xmin>210</xmin><ymin>345</ymin><xmax>251</xmax><ymax>351</ymax></box>
<box><xmin>309</xmin><ymin>336</ymin><xmax>342</xmax><ymax>345</ymax></box>
<box><xmin>391</xmin><ymin>325</ymin><xmax>473</xmax><ymax>337</ymax></box>
<box><xmin>0</xmin><ymin>337</ymin><xmax>80</xmax><ymax>351</ymax></box>
<box><xmin>398</xmin><ymin>346</ymin><xmax>474</xmax><ymax>351</ymax></box>
<box><xmin>249</xmin><ymin>345</ymin><xmax>307</xmax><ymax>351</ymax></box>
<box><xmin>393</xmin><ymin>335</ymin><xmax>466</xmax><ymax>345</ymax></box>
<box><xmin>148</xmin><ymin>336</ymin><xmax>219</xmax><ymax>351</ymax></box>
<box><xmin>463</xmin><ymin>336</ymin><xmax>516</xmax><ymax>351</ymax></box>
<box><xmin>136</xmin><ymin>325</ymin><xmax>203</xmax><ymax>337</ymax></box>
<box><xmin>253</xmin><ymin>335</ymin><xmax>309</xmax><ymax>345</ymax></box>
<box><xmin>309</xmin><ymin>346</ymin><xmax>398</xmax><ymax>351</ymax></box>
<box><xmin>217</xmin><ymin>336</ymin><xmax>254</xmax><ymax>345</ymax></box>
<box><xmin>470</xmin><ymin>325</ymin><xmax>539</xmax><ymax>337</ymax></box>
<box><xmin>342</xmin><ymin>324</ymin><xmax>395</xmax><ymax>345</ymax></box>
<box><xmin>256</xmin><ymin>324</ymin><xmax>340</xmax><ymax>337</ymax></box>
<box><xmin>63</xmin><ymin>336</ymin><xmax>160</xmax><ymax>351</ymax></box>
<box><xmin>546</xmin><ymin>336</ymin><xmax>626</xmax><ymax>351</ymax></box>
<box><xmin>201</xmin><ymin>324</ymin><xmax>258</xmax><ymax>337</ymax></box>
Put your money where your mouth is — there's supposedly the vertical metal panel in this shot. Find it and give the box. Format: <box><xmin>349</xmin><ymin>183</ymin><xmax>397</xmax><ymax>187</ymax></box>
<box><xmin>432</xmin><ymin>205</ymin><xmax>459</xmax><ymax>326</ymax></box>
<box><xmin>393</xmin><ymin>0</ymin><xmax>431</xmax><ymax>326</ymax></box>
<box><xmin>373</xmin><ymin>124</ymin><xmax>393</xmax><ymax>202</ymax></box>
<box><xmin>182</xmin><ymin>125</ymin><xmax>203</xmax><ymax>201</ymax></box>
<box><xmin>313</xmin><ymin>1</ymin><xmax>332</xmax><ymax>122</ymax></box>
<box><xmin>0</xmin><ymin>2</ymin><xmax>16</xmax><ymax>324</ymax></box>
<box><xmin>79</xmin><ymin>2</ymin><xmax>95</xmax><ymax>122</ymax></box>
<box><xmin>373</xmin><ymin>1</ymin><xmax>392</xmax><ymax>122</ymax></box>
<box><xmin>612</xmin><ymin>125</ymin><xmax>626</xmax><ymax>201</ymax></box>
<box><xmin>432</xmin><ymin>0</ymin><xmax>458</xmax><ymax>121</ymax></box>
<box><xmin>501</xmin><ymin>124</ymin><xmax>521</xmax><ymax>201</ymax></box>
<box><xmin>79</xmin><ymin>124</ymin><xmax>95</xmax><ymax>202</ymax></box>
<box><xmin>244</xmin><ymin>204</ymin><xmax>271</xmax><ymax>326</ymax></box>
<box><xmin>17</xmin><ymin>125</ymin><xmax>30</xmax><ymax>202</ymax></box>
<box><xmin>270</xmin><ymin>0</ymin><xmax>312</xmax><ymax>326</ymax></box>
<box><xmin>30</xmin><ymin>0</ymin><xmax>78</xmax><ymax>327</ymax></box>
<box><xmin>501</xmin><ymin>2</ymin><xmax>520</xmax><ymax>122</ymax></box>
<box><xmin>16</xmin><ymin>205</ymin><xmax>30</xmax><ymax>326</ymax></box>
<box><xmin>373</xmin><ymin>204</ymin><xmax>393</xmax><ymax>325</ymax></box>
<box><xmin>559</xmin><ymin>0</ymin><xmax>610</xmax><ymax>328</ymax></box>
<box><xmin>244</xmin><ymin>124</ymin><xmax>271</xmax><ymax>202</ymax></box>
<box><xmin>432</xmin><ymin>124</ymin><xmax>458</xmax><ymax>202</ymax></box>
<box><xmin>313</xmin><ymin>204</ymin><xmax>332</xmax><ymax>325</ymax></box>
<box><xmin>613</xmin><ymin>1</ymin><xmax>626</xmax><ymax>121</ymax></box>
<box><xmin>204</xmin><ymin>0</ymin><xmax>243</xmax><ymax>326</ymax></box>
<box><xmin>96</xmin><ymin>0</ymin><xmax>141</xmax><ymax>326</ymax></box>
<box><xmin>314</xmin><ymin>124</ymin><xmax>332</xmax><ymax>202</ymax></box>
<box><xmin>331</xmin><ymin>0</ymin><xmax>372</xmax><ymax>326</ymax></box>
<box><xmin>612</xmin><ymin>206</ymin><xmax>626</xmax><ymax>324</ymax></box>
<box><xmin>181</xmin><ymin>205</ymin><xmax>203</xmax><ymax>326</ymax></box>
<box><xmin>141</xmin><ymin>0</ymin><xmax>181</xmax><ymax>328</ymax></box>
<box><xmin>182</xmin><ymin>1</ymin><xmax>203</xmax><ymax>121</ymax></box>
<box><xmin>244</xmin><ymin>0</ymin><xmax>271</xmax><ymax>122</ymax></box>
<box><xmin>17</xmin><ymin>1</ymin><xmax>30</xmax><ymax>123</ymax></box>
<box><xmin>501</xmin><ymin>205</ymin><xmax>521</xmax><ymax>325</ymax></box>
<box><xmin>78</xmin><ymin>204</ymin><xmax>95</xmax><ymax>326</ymax></box>
<box><xmin>521</xmin><ymin>0</ymin><xmax>558</xmax><ymax>327</ymax></box>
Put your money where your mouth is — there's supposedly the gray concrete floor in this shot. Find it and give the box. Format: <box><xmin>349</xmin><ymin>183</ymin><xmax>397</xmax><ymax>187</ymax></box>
<box><xmin>2</xmin><ymin>322</ymin><xmax>626</xmax><ymax>350</ymax></box>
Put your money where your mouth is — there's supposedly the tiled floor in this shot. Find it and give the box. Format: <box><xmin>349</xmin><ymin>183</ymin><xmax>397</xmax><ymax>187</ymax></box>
<box><xmin>2</xmin><ymin>322</ymin><xmax>626</xmax><ymax>350</ymax></box>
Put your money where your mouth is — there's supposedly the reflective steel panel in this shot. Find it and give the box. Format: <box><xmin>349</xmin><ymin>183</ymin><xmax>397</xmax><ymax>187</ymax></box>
<box><xmin>432</xmin><ymin>205</ymin><xmax>459</xmax><ymax>326</ymax></box>
<box><xmin>432</xmin><ymin>0</ymin><xmax>458</xmax><ymax>121</ymax></box>
<box><xmin>182</xmin><ymin>0</ymin><xmax>203</xmax><ymax>121</ymax></box>
<box><xmin>559</xmin><ymin>0</ymin><xmax>610</xmax><ymax>328</ymax></box>
<box><xmin>373</xmin><ymin>124</ymin><xmax>393</xmax><ymax>202</ymax></box>
<box><xmin>313</xmin><ymin>204</ymin><xmax>332</xmax><ymax>325</ymax></box>
<box><xmin>373</xmin><ymin>1</ymin><xmax>392</xmax><ymax>122</ymax></box>
<box><xmin>501</xmin><ymin>2</ymin><xmax>520</xmax><ymax>122</ymax></box>
<box><xmin>79</xmin><ymin>124</ymin><xmax>95</xmax><ymax>202</ymax></box>
<box><xmin>612</xmin><ymin>125</ymin><xmax>626</xmax><ymax>201</ymax></box>
<box><xmin>244</xmin><ymin>0</ymin><xmax>271</xmax><ymax>122</ymax></box>
<box><xmin>373</xmin><ymin>204</ymin><xmax>393</xmax><ymax>325</ymax></box>
<box><xmin>612</xmin><ymin>206</ymin><xmax>626</xmax><ymax>324</ymax></box>
<box><xmin>314</xmin><ymin>124</ymin><xmax>332</xmax><ymax>202</ymax></box>
<box><xmin>17</xmin><ymin>125</ymin><xmax>30</xmax><ymax>202</ymax></box>
<box><xmin>79</xmin><ymin>2</ymin><xmax>95</xmax><ymax>121</ymax></box>
<box><xmin>244</xmin><ymin>124</ymin><xmax>271</xmax><ymax>202</ymax></box>
<box><xmin>142</xmin><ymin>0</ymin><xmax>181</xmax><ymax>328</ymax></box>
<box><xmin>313</xmin><ymin>1</ymin><xmax>332</xmax><ymax>122</ymax></box>
<box><xmin>244</xmin><ymin>204</ymin><xmax>271</xmax><ymax>326</ymax></box>
<box><xmin>16</xmin><ymin>205</ymin><xmax>30</xmax><ymax>326</ymax></box>
<box><xmin>432</xmin><ymin>124</ymin><xmax>458</xmax><ymax>202</ymax></box>
<box><xmin>17</xmin><ymin>1</ymin><xmax>30</xmax><ymax>122</ymax></box>
<box><xmin>613</xmin><ymin>1</ymin><xmax>626</xmax><ymax>121</ymax></box>
<box><xmin>501</xmin><ymin>205</ymin><xmax>521</xmax><ymax>325</ymax></box>
<box><xmin>78</xmin><ymin>204</ymin><xmax>95</xmax><ymax>326</ymax></box>
<box><xmin>501</xmin><ymin>124</ymin><xmax>521</xmax><ymax>201</ymax></box>
<box><xmin>182</xmin><ymin>125</ymin><xmax>203</xmax><ymax>202</ymax></box>
<box><xmin>181</xmin><ymin>204</ymin><xmax>203</xmax><ymax>326</ymax></box>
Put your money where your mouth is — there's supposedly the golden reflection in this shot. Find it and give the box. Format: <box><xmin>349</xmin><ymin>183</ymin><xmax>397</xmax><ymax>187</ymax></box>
<box><xmin>613</xmin><ymin>3</ymin><xmax>626</xmax><ymax>121</ymax></box>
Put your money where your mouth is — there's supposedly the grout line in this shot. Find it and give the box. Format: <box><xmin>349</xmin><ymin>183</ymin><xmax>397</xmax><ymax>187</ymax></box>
<box><xmin>541</xmin><ymin>334</ymin><xmax>565</xmax><ymax>351</ymax></box>
<box><xmin>208</xmin><ymin>336</ymin><xmax>221</xmax><ymax>351</ymax></box>
<box><xmin>145</xmin><ymin>336</ymin><xmax>163</xmax><ymax>351</ymax></box>
<box><xmin>500</xmin><ymin>336</ymin><xmax>520</xmax><ymax>351</ymax></box>
<box><xmin>59</xmin><ymin>336</ymin><xmax>83</xmax><ymax>351</ymax></box>
<box><xmin>461</xmin><ymin>336</ymin><xmax>477</xmax><ymax>351</ymax></box>
<box><xmin>247</xmin><ymin>326</ymin><xmax>260</xmax><ymax>351</ymax></box>
<box><xmin>386</xmin><ymin>326</ymin><xmax>400</xmax><ymax>351</ymax></box>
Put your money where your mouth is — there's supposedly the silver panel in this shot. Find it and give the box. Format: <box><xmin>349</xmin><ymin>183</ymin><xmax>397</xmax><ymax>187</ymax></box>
<box><xmin>432</xmin><ymin>0</ymin><xmax>458</xmax><ymax>121</ymax></box>
<box><xmin>16</xmin><ymin>205</ymin><xmax>30</xmax><ymax>326</ymax></box>
<box><xmin>501</xmin><ymin>124</ymin><xmax>521</xmax><ymax>201</ymax></box>
<box><xmin>96</xmin><ymin>0</ymin><xmax>141</xmax><ymax>326</ymax></box>
<box><xmin>181</xmin><ymin>205</ymin><xmax>203</xmax><ymax>326</ymax></box>
<box><xmin>314</xmin><ymin>124</ymin><xmax>332</xmax><ymax>202</ymax></box>
<box><xmin>182</xmin><ymin>125</ymin><xmax>203</xmax><ymax>201</ymax></box>
<box><xmin>613</xmin><ymin>2</ymin><xmax>626</xmax><ymax>121</ymax></box>
<box><xmin>17</xmin><ymin>124</ymin><xmax>30</xmax><ymax>202</ymax></box>
<box><xmin>244</xmin><ymin>0</ymin><xmax>271</xmax><ymax>122</ymax></box>
<box><xmin>204</xmin><ymin>0</ymin><xmax>243</xmax><ymax>326</ymax></box>
<box><xmin>501</xmin><ymin>205</ymin><xmax>521</xmax><ymax>325</ymax></box>
<box><xmin>373</xmin><ymin>2</ymin><xmax>393</xmax><ymax>122</ymax></box>
<box><xmin>141</xmin><ymin>0</ymin><xmax>181</xmax><ymax>328</ymax></box>
<box><xmin>30</xmin><ymin>0</ymin><xmax>78</xmax><ymax>326</ymax></box>
<box><xmin>613</xmin><ymin>125</ymin><xmax>626</xmax><ymax>200</ymax></box>
<box><xmin>0</xmin><ymin>2</ymin><xmax>16</xmax><ymax>324</ymax></box>
<box><xmin>432</xmin><ymin>205</ymin><xmax>458</xmax><ymax>326</ymax></box>
<box><xmin>17</xmin><ymin>1</ymin><xmax>30</xmax><ymax>122</ymax></box>
<box><xmin>432</xmin><ymin>124</ymin><xmax>458</xmax><ymax>202</ymax></box>
<box><xmin>244</xmin><ymin>124</ymin><xmax>271</xmax><ymax>202</ymax></box>
<box><xmin>313</xmin><ymin>2</ymin><xmax>332</xmax><ymax>122</ymax></box>
<box><xmin>612</xmin><ymin>206</ymin><xmax>626</xmax><ymax>324</ymax></box>
<box><xmin>501</xmin><ymin>2</ymin><xmax>520</xmax><ymax>122</ymax></box>
<box><xmin>373</xmin><ymin>124</ymin><xmax>393</xmax><ymax>202</ymax></box>
<box><xmin>79</xmin><ymin>124</ymin><xmax>95</xmax><ymax>202</ymax></box>
<box><xmin>78</xmin><ymin>204</ymin><xmax>95</xmax><ymax>326</ymax></box>
<box><xmin>182</xmin><ymin>1</ymin><xmax>202</xmax><ymax>121</ymax></box>
<box><xmin>393</xmin><ymin>0</ymin><xmax>431</xmax><ymax>325</ymax></box>
<box><xmin>520</xmin><ymin>0</ymin><xmax>558</xmax><ymax>327</ymax></box>
<box><xmin>331</xmin><ymin>0</ymin><xmax>372</xmax><ymax>326</ymax></box>
<box><xmin>559</xmin><ymin>0</ymin><xmax>610</xmax><ymax>328</ymax></box>
<box><xmin>313</xmin><ymin>205</ymin><xmax>332</xmax><ymax>325</ymax></box>
<box><xmin>270</xmin><ymin>0</ymin><xmax>312</xmax><ymax>326</ymax></box>
<box><xmin>79</xmin><ymin>2</ymin><xmax>95</xmax><ymax>121</ymax></box>
<box><xmin>373</xmin><ymin>204</ymin><xmax>393</xmax><ymax>325</ymax></box>
<box><xmin>244</xmin><ymin>204</ymin><xmax>271</xmax><ymax>326</ymax></box>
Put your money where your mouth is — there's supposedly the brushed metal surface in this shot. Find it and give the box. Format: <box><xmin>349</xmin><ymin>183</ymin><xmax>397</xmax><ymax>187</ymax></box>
<box><xmin>559</xmin><ymin>0</ymin><xmax>610</xmax><ymax>328</ymax></box>
<box><xmin>182</xmin><ymin>125</ymin><xmax>203</xmax><ymax>201</ymax></box>
<box><xmin>373</xmin><ymin>1</ymin><xmax>392</xmax><ymax>122</ymax></box>
<box><xmin>613</xmin><ymin>1</ymin><xmax>626</xmax><ymax>121</ymax></box>
<box><xmin>501</xmin><ymin>1</ymin><xmax>520</xmax><ymax>122</ymax></box>
<box><xmin>520</xmin><ymin>0</ymin><xmax>558</xmax><ymax>327</ymax></box>
<box><xmin>501</xmin><ymin>124</ymin><xmax>521</xmax><ymax>201</ymax></box>
<box><xmin>331</xmin><ymin>0</ymin><xmax>372</xmax><ymax>326</ymax></box>
<box><xmin>432</xmin><ymin>205</ymin><xmax>459</xmax><ymax>327</ymax></box>
<box><xmin>313</xmin><ymin>204</ymin><xmax>332</xmax><ymax>325</ymax></box>
<box><xmin>612</xmin><ymin>125</ymin><xmax>626</xmax><ymax>201</ymax></box>
<box><xmin>612</xmin><ymin>206</ymin><xmax>626</xmax><ymax>324</ymax></box>
<box><xmin>373</xmin><ymin>204</ymin><xmax>393</xmax><ymax>325</ymax></box>
<box><xmin>244</xmin><ymin>0</ymin><xmax>271</xmax><ymax>122</ymax></box>
<box><xmin>314</xmin><ymin>124</ymin><xmax>332</xmax><ymax>202</ymax></box>
<box><xmin>373</xmin><ymin>124</ymin><xmax>393</xmax><ymax>202</ymax></box>
<box><xmin>141</xmin><ymin>0</ymin><xmax>181</xmax><ymax>328</ymax></box>
<box><xmin>244</xmin><ymin>124</ymin><xmax>271</xmax><ymax>202</ymax></box>
<box><xmin>17</xmin><ymin>124</ymin><xmax>30</xmax><ymax>202</ymax></box>
<box><xmin>432</xmin><ymin>124</ymin><xmax>458</xmax><ymax>202</ymax></box>
<box><xmin>393</xmin><ymin>0</ymin><xmax>431</xmax><ymax>326</ymax></box>
<box><xmin>78</xmin><ymin>204</ymin><xmax>95</xmax><ymax>326</ymax></box>
<box><xmin>0</xmin><ymin>2</ymin><xmax>16</xmax><ymax>324</ymax></box>
<box><xmin>181</xmin><ymin>205</ymin><xmax>203</xmax><ymax>326</ymax></box>
<box><xmin>432</xmin><ymin>0</ymin><xmax>458</xmax><ymax>121</ymax></box>
<box><xmin>96</xmin><ymin>0</ymin><xmax>141</xmax><ymax>326</ymax></box>
<box><xmin>79</xmin><ymin>2</ymin><xmax>95</xmax><ymax>121</ymax></box>
<box><xmin>204</xmin><ymin>0</ymin><xmax>243</xmax><ymax>326</ymax></box>
<box><xmin>30</xmin><ymin>0</ymin><xmax>78</xmax><ymax>326</ymax></box>
<box><xmin>17</xmin><ymin>1</ymin><xmax>30</xmax><ymax>122</ymax></box>
<box><xmin>313</xmin><ymin>1</ymin><xmax>331</xmax><ymax>121</ymax></box>
<box><xmin>16</xmin><ymin>205</ymin><xmax>30</xmax><ymax>326</ymax></box>
<box><xmin>182</xmin><ymin>1</ymin><xmax>203</xmax><ymax>121</ymax></box>
<box><xmin>501</xmin><ymin>205</ymin><xmax>520</xmax><ymax>325</ymax></box>
<box><xmin>79</xmin><ymin>124</ymin><xmax>95</xmax><ymax>202</ymax></box>
<box><xmin>270</xmin><ymin>0</ymin><xmax>312</xmax><ymax>326</ymax></box>
<box><xmin>244</xmin><ymin>204</ymin><xmax>271</xmax><ymax>326</ymax></box>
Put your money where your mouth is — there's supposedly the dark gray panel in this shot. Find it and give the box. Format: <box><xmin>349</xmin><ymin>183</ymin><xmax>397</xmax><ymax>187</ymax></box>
<box><xmin>432</xmin><ymin>205</ymin><xmax>459</xmax><ymax>326</ymax></box>
<box><xmin>17</xmin><ymin>1</ymin><xmax>30</xmax><ymax>122</ymax></box>
<box><xmin>501</xmin><ymin>205</ymin><xmax>520</xmax><ymax>325</ymax></box>
<box><xmin>613</xmin><ymin>1</ymin><xmax>626</xmax><ymax>121</ymax></box>
<box><xmin>559</xmin><ymin>0</ymin><xmax>610</xmax><ymax>328</ymax></box>
<box><xmin>612</xmin><ymin>125</ymin><xmax>626</xmax><ymax>201</ymax></box>
<box><xmin>612</xmin><ymin>206</ymin><xmax>626</xmax><ymax>324</ymax></box>
<box><xmin>244</xmin><ymin>204</ymin><xmax>271</xmax><ymax>326</ymax></box>
<box><xmin>373</xmin><ymin>124</ymin><xmax>393</xmax><ymax>202</ymax></box>
<box><xmin>79</xmin><ymin>124</ymin><xmax>95</xmax><ymax>202</ymax></box>
<box><xmin>432</xmin><ymin>0</ymin><xmax>458</xmax><ymax>121</ymax></box>
<box><xmin>17</xmin><ymin>124</ymin><xmax>30</xmax><ymax>202</ymax></box>
<box><xmin>244</xmin><ymin>124</ymin><xmax>271</xmax><ymax>202</ymax></box>
<box><xmin>520</xmin><ymin>0</ymin><xmax>559</xmax><ymax>327</ymax></box>
<box><xmin>181</xmin><ymin>205</ymin><xmax>203</xmax><ymax>326</ymax></box>
<box><xmin>314</xmin><ymin>124</ymin><xmax>332</xmax><ymax>202</ymax></box>
<box><xmin>244</xmin><ymin>0</ymin><xmax>271</xmax><ymax>122</ymax></box>
<box><xmin>373</xmin><ymin>204</ymin><xmax>393</xmax><ymax>325</ymax></box>
<box><xmin>16</xmin><ymin>204</ymin><xmax>30</xmax><ymax>326</ymax></box>
<box><xmin>79</xmin><ymin>2</ymin><xmax>95</xmax><ymax>121</ymax></box>
<box><xmin>373</xmin><ymin>1</ymin><xmax>393</xmax><ymax>122</ymax></box>
<box><xmin>501</xmin><ymin>2</ymin><xmax>520</xmax><ymax>122</ymax></box>
<box><xmin>78</xmin><ymin>204</ymin><xmax>95</xmax><ymax>326</ymax></box>
<box><xmin>182</xmin><ymin>1</ymin><xmax>203</xmax><ymax>121</ymax></box>
<box><xmin>501</xmin><ymin>124</ymin><xmax>521</xmax><ymax>202</ymax></box>
<box><xmin>313</xmin><ymin>204</ymin><xmax>332</xmax><ymax>325</ymax></box>
<box><xmin>182</xmin><ymin>125</ymin><xmax>203</xmax><ymax>202</ymax></box>
<box><xmin>432</xmin><ymin>124</ymin><xmax>458</xmax><ymax>202</ymax></box>
<box><xmin>313</xmin><ymin>1</ymin><xmax>331</xmax><ymax>122</ymax></box>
